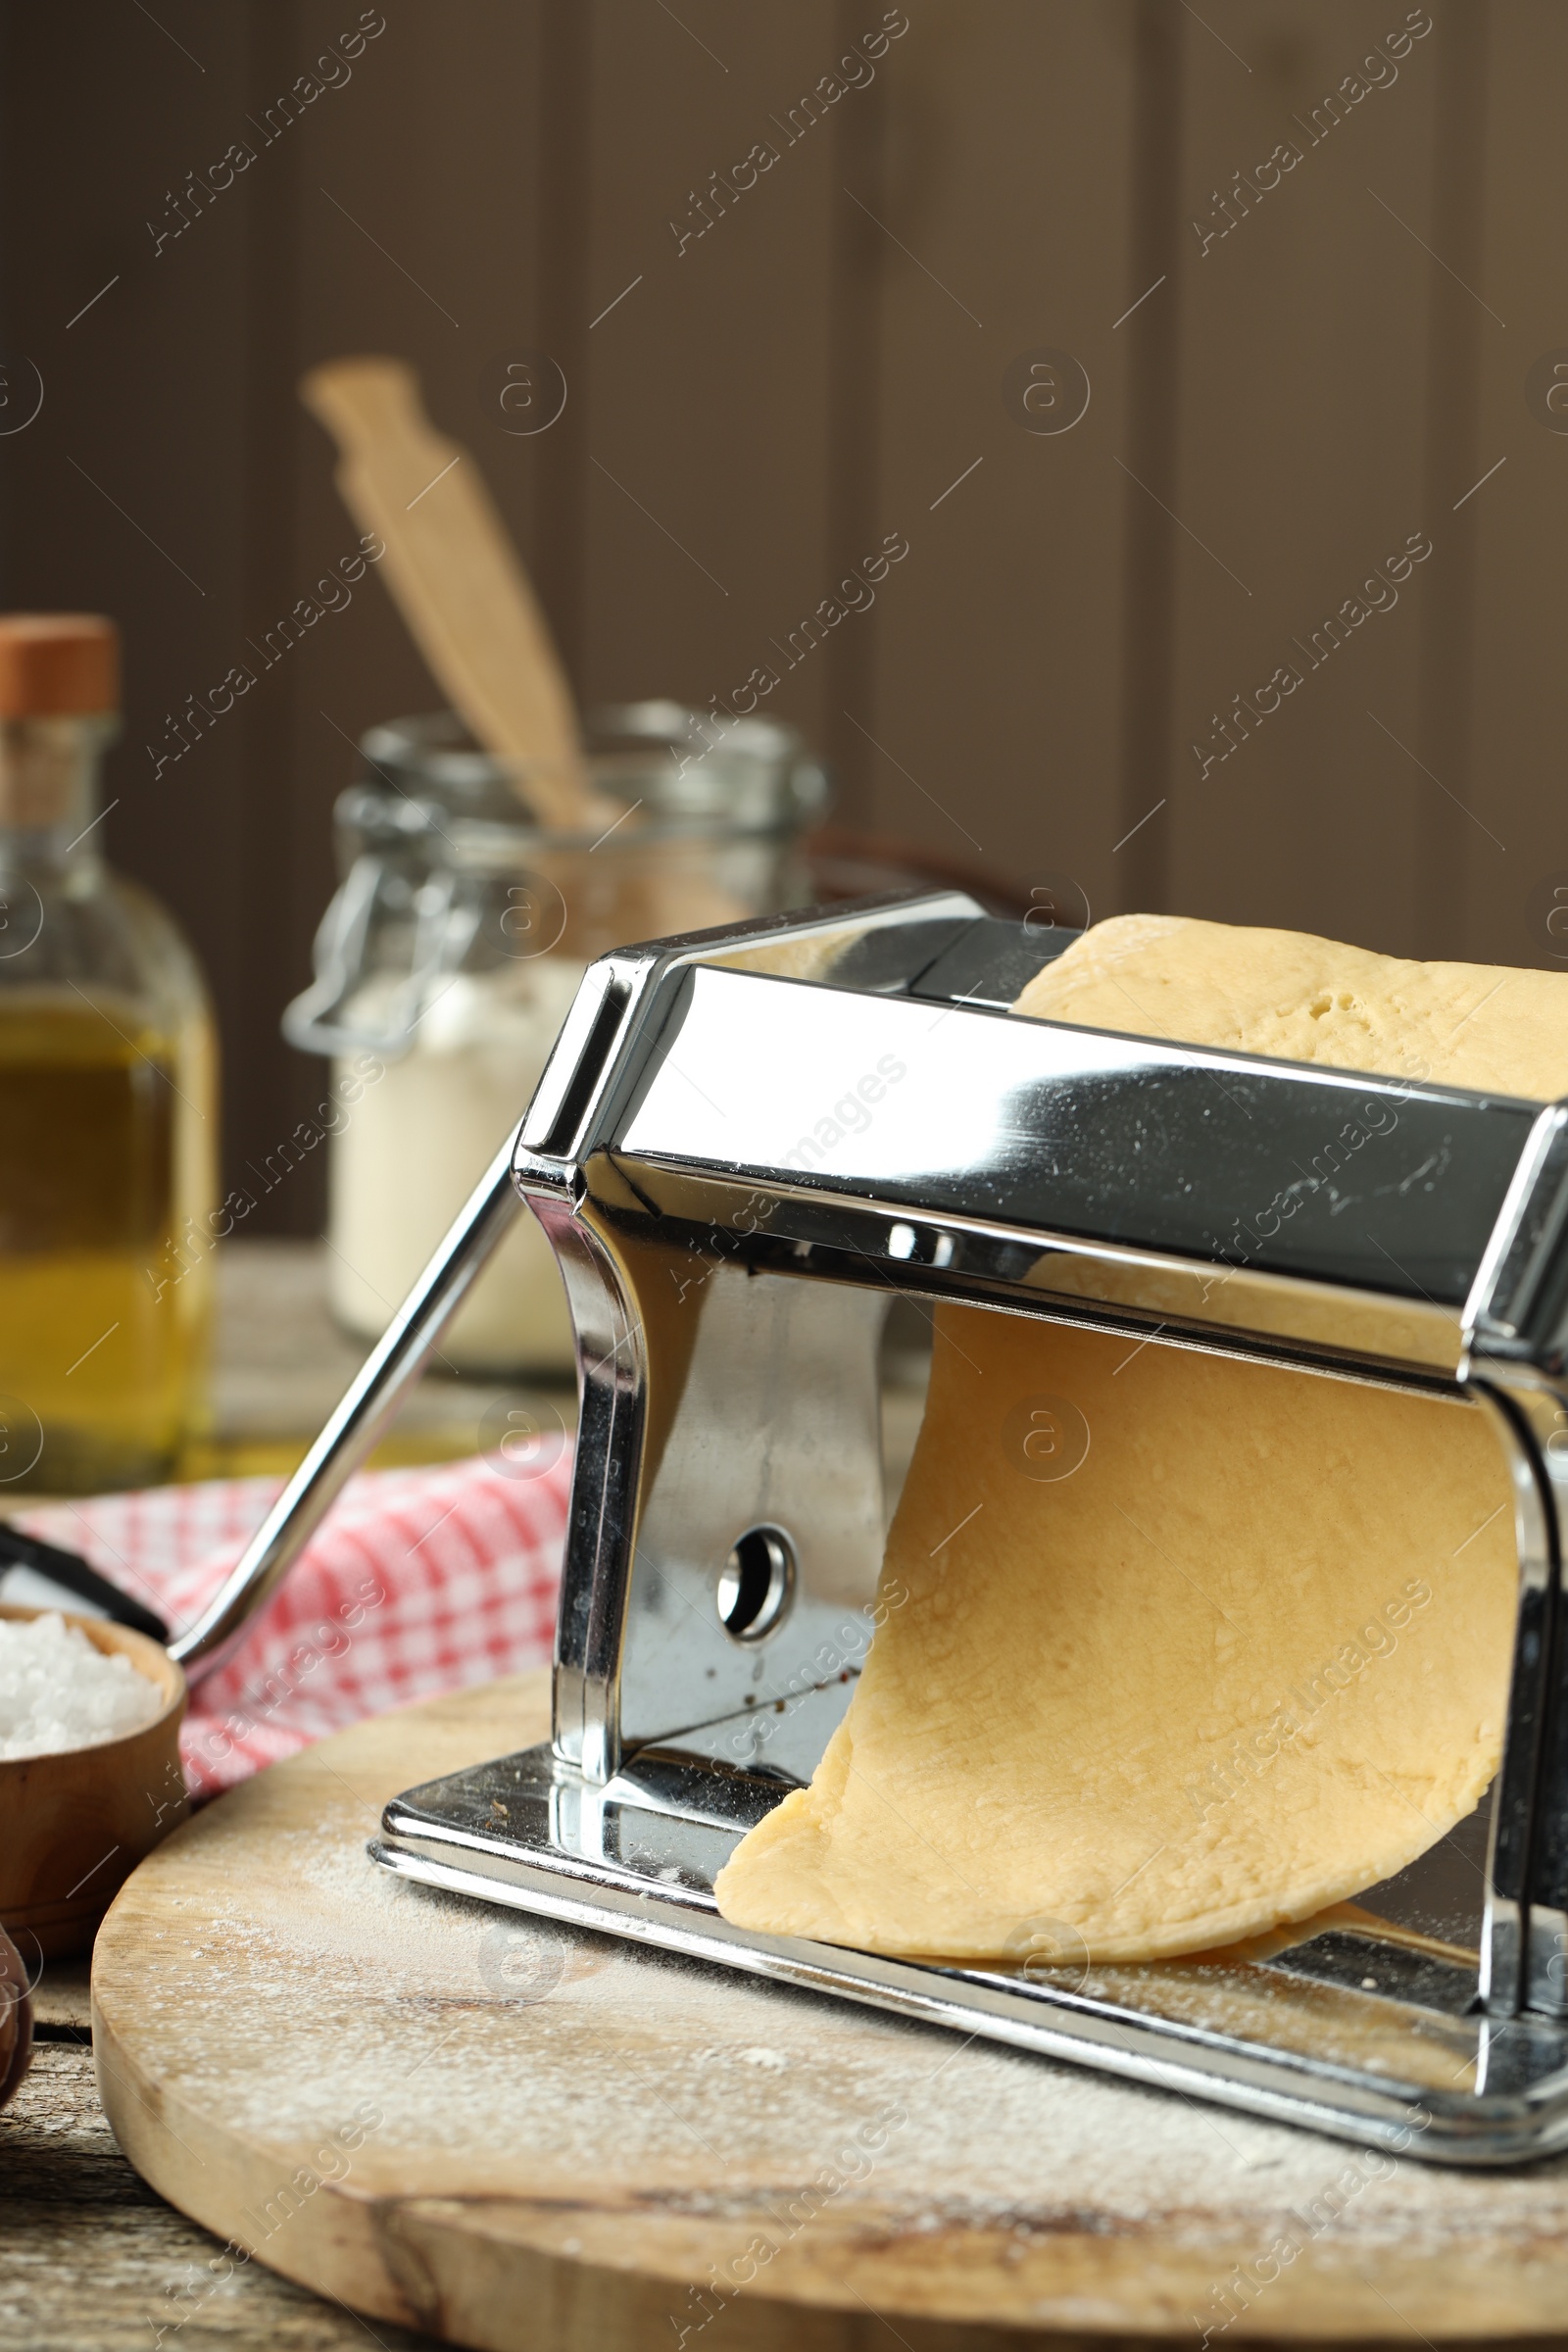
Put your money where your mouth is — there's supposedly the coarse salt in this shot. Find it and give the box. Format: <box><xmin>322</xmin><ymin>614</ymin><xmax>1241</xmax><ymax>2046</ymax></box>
<box><xmin>0</xmin><ymin>1612</ymin><xmax>162</xmax><ymax>1759</ymax></box>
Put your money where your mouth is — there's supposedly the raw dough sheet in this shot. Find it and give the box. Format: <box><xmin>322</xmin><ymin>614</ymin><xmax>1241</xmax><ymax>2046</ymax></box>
<box><xmin>714</xmin><ymin>916</ymin><xmax>1560</xmax><ymax>1961</ymax></box>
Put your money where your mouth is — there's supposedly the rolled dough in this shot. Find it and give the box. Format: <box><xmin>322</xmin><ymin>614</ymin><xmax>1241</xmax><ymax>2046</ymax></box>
<box><xmin>713</xmin><ymin>916</ymin><xmax>1560</xmax><ymax>1962</ymax></box>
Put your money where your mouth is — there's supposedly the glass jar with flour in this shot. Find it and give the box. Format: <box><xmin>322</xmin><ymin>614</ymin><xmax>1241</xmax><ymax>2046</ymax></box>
<box><xmin>285</xmin><ymin>704</ymin><xmax>827</xmax><ymax>1373</ymax></box>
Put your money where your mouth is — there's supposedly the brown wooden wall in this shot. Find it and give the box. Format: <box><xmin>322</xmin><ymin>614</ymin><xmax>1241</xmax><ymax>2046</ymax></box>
<box><xmin>0</xmin><ymin>0</ymin><xmax>1557</xmax><ymax>1230</ymax></box>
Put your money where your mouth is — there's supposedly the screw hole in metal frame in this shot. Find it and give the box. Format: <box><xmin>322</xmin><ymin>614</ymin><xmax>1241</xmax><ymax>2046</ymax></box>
<box><xmin>716</xmin><ymin>1525</ymin><xmax>797</xmax><ymax>1642</ymax></box>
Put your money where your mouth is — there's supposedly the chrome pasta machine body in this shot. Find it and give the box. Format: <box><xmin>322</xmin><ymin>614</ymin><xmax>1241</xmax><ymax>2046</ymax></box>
<box><xmin>173</xmin><ymin>894</ymin><xmax>1568</xmax><ymax>2163</ymax></box>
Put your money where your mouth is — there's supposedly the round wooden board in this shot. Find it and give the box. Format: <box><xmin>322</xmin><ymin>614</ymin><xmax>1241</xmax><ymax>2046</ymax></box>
<box><xmin>93</xmin><ymin>1672</ymin><xmax>1568</xmax><ymax>2351</ymax></box>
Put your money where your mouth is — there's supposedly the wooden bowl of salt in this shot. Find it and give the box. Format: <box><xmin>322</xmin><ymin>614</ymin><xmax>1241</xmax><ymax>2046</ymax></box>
<box><xmin>0</xmin><ymin>1602</ymin><xmax>187</xmax><ymax>1958</ymax></box>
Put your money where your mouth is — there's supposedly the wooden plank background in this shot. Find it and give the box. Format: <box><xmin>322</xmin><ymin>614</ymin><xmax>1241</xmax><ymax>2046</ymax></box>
<box><xmin>0</xmin><ymin>0</ymin><xmax>1549</xmax><ymax>1230</ymax></box>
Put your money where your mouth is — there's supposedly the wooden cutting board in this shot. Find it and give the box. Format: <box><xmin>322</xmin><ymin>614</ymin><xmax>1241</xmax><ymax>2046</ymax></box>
<box><xmin>92</xmin><ymin>1673</ymin><xmax>1568</xmax><ymax>2351</ymax></box>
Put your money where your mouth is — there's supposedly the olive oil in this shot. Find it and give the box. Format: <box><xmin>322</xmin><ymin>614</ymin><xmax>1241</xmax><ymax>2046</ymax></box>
<box><xmin>0</xmin><ymin>614</ymin><xmax>217</xmax><ymax>1494</ymax></box>
<box><xmin>0</xmin><ymin>996</ymin><xmax>211</xmax><ymax>1490</ymax></box>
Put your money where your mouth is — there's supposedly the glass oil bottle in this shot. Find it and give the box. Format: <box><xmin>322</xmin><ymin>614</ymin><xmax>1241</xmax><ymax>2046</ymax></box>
<box><xmin>0</xmin><ymin>615</ymin><xmax>216</xmax><ymax>1491</ymax></box>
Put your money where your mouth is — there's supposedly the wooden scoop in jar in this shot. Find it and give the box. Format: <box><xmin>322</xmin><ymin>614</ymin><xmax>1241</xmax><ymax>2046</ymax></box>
<box><xmin>300</xmin><ymin>356</ymin><xmax>610</xmax><ymax>833</ymax></box>
<box><xmin>301</xmin><ymin>357</ymin><xmax>744</xmax><ymax>939</ymax></box>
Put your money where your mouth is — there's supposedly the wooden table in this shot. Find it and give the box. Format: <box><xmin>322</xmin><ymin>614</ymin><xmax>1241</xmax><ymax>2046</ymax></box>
<box><xmin>196</xmin><ymin>1237</ymin><xmax>575</xmax><ymax>1479</ymax></box>
<box><xmin>4</xmin><ymin>1974</ymin><xmax>440</xmax><ymax>2349</ymax></box>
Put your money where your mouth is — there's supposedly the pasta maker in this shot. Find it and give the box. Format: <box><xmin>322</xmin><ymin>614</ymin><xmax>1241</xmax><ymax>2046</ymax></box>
<box><xmin>173</xmin><ymin>894</ymin><xmax>1568</xmax><ymax>2163</ymax></box>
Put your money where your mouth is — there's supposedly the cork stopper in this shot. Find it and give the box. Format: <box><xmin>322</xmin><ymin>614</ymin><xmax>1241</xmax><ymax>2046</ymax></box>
<box><xmin>0</xmin><ymin>615</ymin><xmax>119</xmax><ymax>718</ymax></box>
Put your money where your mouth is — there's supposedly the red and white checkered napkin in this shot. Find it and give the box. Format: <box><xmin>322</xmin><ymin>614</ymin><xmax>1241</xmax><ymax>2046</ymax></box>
<box><xmin>16</xmin><ymin>1452</ymin><xmax>572</xmax><ymax>1795</ymax></box>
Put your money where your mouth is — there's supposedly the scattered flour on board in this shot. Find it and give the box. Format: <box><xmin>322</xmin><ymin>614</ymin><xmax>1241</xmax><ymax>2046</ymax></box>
<box><xmin>91</xmin><ymin>1756</ymin><xmax>1568</xmax><ymax>2256</ymax></box>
